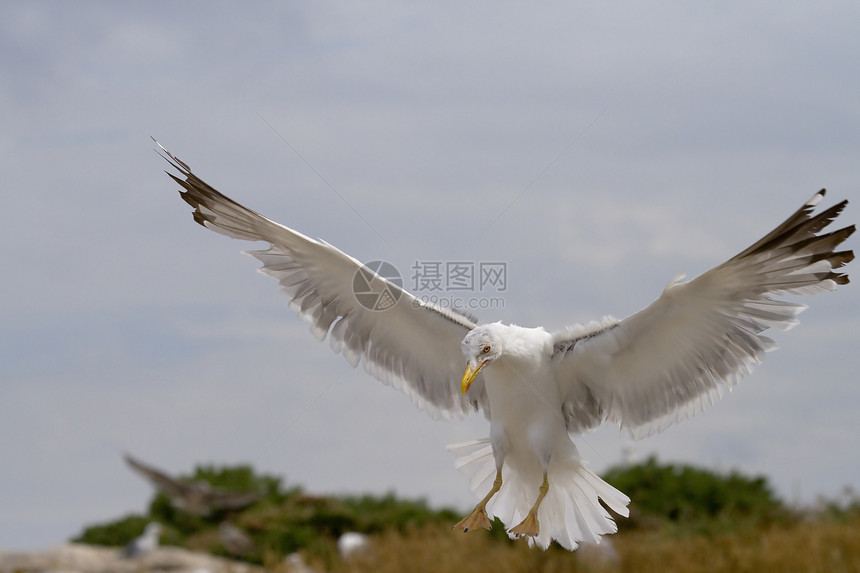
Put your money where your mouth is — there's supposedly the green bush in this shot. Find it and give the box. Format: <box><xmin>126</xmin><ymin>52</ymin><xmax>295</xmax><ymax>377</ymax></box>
<box><xmin>73</xmin><ymin>463</ymin><xmax>460</xmax><ymax>563</ymax></box>
<box><xmin>602</xmin><ymin>455</ymin><xmax>790</xmax><ymax>534</ymax></box>
<box><xmin>74</xmin><ymin>514</ymin><xmax>152</xmax><ymax>547</ymax></box>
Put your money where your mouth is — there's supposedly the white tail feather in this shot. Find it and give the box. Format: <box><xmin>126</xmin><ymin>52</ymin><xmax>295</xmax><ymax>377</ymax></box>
<box><xmin>447</xmin><ymin>439</ymin><xmax>630</xmax><ymax>550</ymax></box>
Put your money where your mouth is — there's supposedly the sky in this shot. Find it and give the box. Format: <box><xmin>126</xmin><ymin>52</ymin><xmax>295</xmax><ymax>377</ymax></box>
<box><xmin>1</xmin><ymin>1</ymin><xmax>858</xmax><ymax>551</ymax></box>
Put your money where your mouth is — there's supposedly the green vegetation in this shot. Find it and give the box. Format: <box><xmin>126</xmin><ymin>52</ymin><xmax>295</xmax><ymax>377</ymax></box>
<box><xmin>602</xmin><ymin>455</ymin><xmax>790</xmax><ymax>535</ymax></box>
<box><xmin>74</xmin><ymin>463</ymin><xmax>460</xmax><ymax>565</ymax></box>
<box><xmin>74</xmin><ymin>457</ymin><xmax>860</xmax><ymax>572</ymax></box>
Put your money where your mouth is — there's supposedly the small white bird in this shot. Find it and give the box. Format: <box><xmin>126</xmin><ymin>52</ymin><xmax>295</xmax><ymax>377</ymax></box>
<box><xmin>122</xmin><ymin>522</ymin><xmax>162</xmax><ymax>558</ymax></box>
<box><xmin>337</xmin><ymin>532</ymin><xmax>369</xmax><ymax>558</ymax></box>
<box><xmin>158</xmin><ymin>142</ymin><xmax>853</xmax><ymax>550</ymax></box>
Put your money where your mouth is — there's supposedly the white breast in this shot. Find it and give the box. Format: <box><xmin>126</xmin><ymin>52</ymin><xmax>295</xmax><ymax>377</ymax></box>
<box><xmin>483</xmin><ymin>327</ymin><xmax>570</xmax><ymax>471</ymax></box>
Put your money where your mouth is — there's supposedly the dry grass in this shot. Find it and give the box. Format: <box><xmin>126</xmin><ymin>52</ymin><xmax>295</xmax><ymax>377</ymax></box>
<box><xmin>292</xmin><ymin>517</ymin><xmax>860</xmax><ymax>573</ymax></box>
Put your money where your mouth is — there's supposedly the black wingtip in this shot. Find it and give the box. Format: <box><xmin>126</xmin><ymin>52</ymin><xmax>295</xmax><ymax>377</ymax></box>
<box><xmin>153</xmin><ymin>139</ymin><xmax>194</xmax><ymax>175</ymax></box>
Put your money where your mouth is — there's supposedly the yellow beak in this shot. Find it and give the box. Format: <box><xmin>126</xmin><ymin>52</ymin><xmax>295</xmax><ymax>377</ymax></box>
<box><xmin>461</xmin><ymin>361</ymin><xmax>486</xmax><ymax>394</ymax></box>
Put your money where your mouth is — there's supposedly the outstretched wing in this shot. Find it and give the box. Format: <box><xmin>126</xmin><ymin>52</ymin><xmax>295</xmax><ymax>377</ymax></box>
<box><xmin>203</xmin><ymin>489</ymin><xmax>266</xmax><ymax>512</ymax></box>
<box><xmin>552</xmin><ymin>191</ymin><xmax>854</xmax><ymax>438</ymax></box>
<box><xmin>124</xmin><ymin>453</ymin><xmax>193</xmax><ymax>497</ymax></box>
<box><xmin>158</xmin><ymin>142</ymin><xmax>487</xmax><ymax>419</ymax></box>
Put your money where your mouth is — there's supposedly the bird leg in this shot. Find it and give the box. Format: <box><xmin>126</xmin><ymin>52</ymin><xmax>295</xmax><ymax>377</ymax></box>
<box><xmin>510</xmin><ymin>473</ymin><xmax>549</xmax><ymax>538</ymax></box>
<box><xmin>453</xmin><ymin>469</ymin><xmax>502</xmax><ymax>532</ymax></box>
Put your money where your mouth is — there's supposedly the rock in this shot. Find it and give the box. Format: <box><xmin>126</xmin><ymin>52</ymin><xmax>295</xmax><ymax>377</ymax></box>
<box><xmin>283</xmin><ymin>552</ymin><xmax>317</xmax><ymax>573</ymax></box>
<box><xmin>0</xmin><ymin>543</ymin><xmax>265</xmax><ymax>573</ymax></box>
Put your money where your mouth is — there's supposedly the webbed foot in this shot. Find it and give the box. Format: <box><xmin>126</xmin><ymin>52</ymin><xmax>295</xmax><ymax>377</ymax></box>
<box><xmin>453</xmin><ymin>506</ymin><xmax>492</xmax><ymax>532</ymax></box>
<box><xmin>510</xmin><ymin>512</ymin><xmax>540</xmax><ymax>538</ymax></box>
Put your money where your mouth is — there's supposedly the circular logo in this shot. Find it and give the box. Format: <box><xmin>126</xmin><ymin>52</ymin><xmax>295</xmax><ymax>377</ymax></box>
<box><xmin>352</xmin><ymin>260</ymin><xmax>403</xmax><ymax>311</ymax></box>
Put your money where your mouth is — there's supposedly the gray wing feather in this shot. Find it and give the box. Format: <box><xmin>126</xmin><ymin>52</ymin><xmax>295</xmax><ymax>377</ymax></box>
<box><xmin>553</xmin><ymin>190</ymin><xmax>854</xmax><ymax>438</ymax></box>
<box><xmin>158</xmin><ymin>142</ymin><xmax>487</xmax><ymax>419</ymax></box>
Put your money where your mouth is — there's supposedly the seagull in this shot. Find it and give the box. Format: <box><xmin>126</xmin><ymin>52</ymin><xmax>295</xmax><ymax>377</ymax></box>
<box><xmin>219</xmin><ymin>521</ymin><xmax>255</xmax><ymax>556</ymax></box>
<box><xmin>157</xmin><ymin>142</ymin><xmax>854</xmax><ymax>550</ymax></box>
<box><xmin>122</xmin><ymin>522</ymin><xmax>161</xmax><ymax>558</ymax></box>
<box><xmin>337</xmin><ymin>532</ymin><xmax>370</xmax><ymax>559</ymax></box>
<box><xmin>123</xmin><ymin>453</ymin><xmax>264</xmax><ymax>516</ymax></box>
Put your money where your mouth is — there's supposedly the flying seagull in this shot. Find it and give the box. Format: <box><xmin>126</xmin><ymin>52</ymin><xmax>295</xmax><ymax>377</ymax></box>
<box><xmin>123</xmin><ymin>453</ymin><xmax>264</xmax><ymax>516</ymax></box>
<box><xmin>157</xmin><ymin>142</ymin><xmax>853</xmax><ymax>550</ymax></box>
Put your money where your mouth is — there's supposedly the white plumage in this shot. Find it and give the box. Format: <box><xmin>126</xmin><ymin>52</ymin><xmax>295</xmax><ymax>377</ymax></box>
<box><xmin>337</xmin><ymin>531</ymin><xmax>370</xmax><ymax>558</ymax></box>
<box><xmin>158</xmin><ymin>142</ymin><xmax>854</xmax><ymax>550</ymax></box>
<box><xmin>122</xmin><ymin>522</ymin><xmax>161</xmax><ymax>558</ymax></box>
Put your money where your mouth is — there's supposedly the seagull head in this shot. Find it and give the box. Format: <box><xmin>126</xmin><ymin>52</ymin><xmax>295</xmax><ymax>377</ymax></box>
<box><xmin>460</xmin><ymin>323</ymin><xmax>505</xmax><ymax>393</ymax></box>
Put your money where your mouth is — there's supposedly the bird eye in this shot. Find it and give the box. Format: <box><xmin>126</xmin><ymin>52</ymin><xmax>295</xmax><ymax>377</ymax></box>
<box><xmin>481</xmin><ymin>345</ymin><xmax>491</xmax><ymax>354</ymax></box>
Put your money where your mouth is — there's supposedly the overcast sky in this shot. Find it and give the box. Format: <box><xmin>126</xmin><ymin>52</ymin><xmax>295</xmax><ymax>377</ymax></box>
<box><xmin>2</xmin><ymin>1</ymin><xmax>858</xmax><ymax>551</ymax></box>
